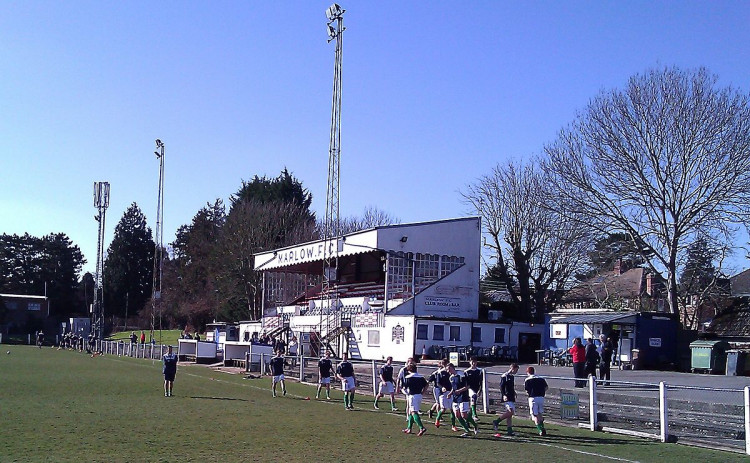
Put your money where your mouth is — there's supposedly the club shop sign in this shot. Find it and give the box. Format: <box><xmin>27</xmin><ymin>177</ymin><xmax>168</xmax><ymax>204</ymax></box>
<box><xmin>276</xmin><ymin>241</ymin><xmax>337</xmax><ymax>265</ymax></box>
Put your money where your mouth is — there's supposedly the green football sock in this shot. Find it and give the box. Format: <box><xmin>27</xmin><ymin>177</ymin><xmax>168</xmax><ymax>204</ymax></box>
<box><xmin>466</xmin><ymin>415</ymin><xmax>477</xmax><ymax>430</ymax></box>
<box><xmin>407</xmin><ymin>414</ymin><xmax>414</xmax><ymax>430</ymax></box>
<box><xmin>414</xmin><ymin>413</ymin><xmax>424</xmax><ymax>429</ymax></box>
<box><xmin>450</xmin><ymin>411</ymin><xmax>456</xmax><ymax>426</ymax></box>
<box><xmin>457</xmin><ymin>416</ymin><xmax>471</xmax><ymax>433</ymax></box>
<box><xmin>374</xmin><ymin>397</ymin><xmax>379</xmax><ymax>407</ymax></box>
<box><xmin>471</xmin><ymin>404</ymin><xmax>477</xmax><ymax>418</ymax></box>
<box><xmin>436</xmin><ymin>410</ymin><xmax>444</xmax><ymax>422</ymax></box>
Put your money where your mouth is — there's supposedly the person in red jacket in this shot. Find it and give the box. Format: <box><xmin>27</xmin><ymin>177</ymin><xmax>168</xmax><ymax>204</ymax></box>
<box><xmin>568</xmin><ymin>337</ymin><xmax>586</xmax><ymax>388</ymax></box>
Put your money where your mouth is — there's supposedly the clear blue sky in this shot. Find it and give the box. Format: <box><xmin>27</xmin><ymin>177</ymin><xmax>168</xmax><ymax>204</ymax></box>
<box><xmin>2</xmin><ymin>1</ymin><xmax>749</xmax><ymax>275</ymax></box>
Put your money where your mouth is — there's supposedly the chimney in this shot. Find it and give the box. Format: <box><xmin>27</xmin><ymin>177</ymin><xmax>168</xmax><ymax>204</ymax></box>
<box><xmin>614</xmin><ymin>258</ymin><xmax>623</xmax><ymax>275</ymax></box>
<box><xmin>646</xmin><ymin>272</ymin><xmax>653</xmax><ymax>296</ymax></box>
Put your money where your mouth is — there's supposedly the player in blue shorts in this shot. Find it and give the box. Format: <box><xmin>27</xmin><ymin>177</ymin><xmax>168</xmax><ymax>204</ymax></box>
<box><xmin>162</xmin><ymin>345</ymin><xmax>178</xmax><ymax>397</ymax></box>
<box><xmin>374</xmin><ymin>356</ymin><xmax>397</xmax><ymax>411</ymax></box>
<box><xmin>269</xmin><ymin>350</ymin><xmax>287</xmax><ymax>397</ymax></box>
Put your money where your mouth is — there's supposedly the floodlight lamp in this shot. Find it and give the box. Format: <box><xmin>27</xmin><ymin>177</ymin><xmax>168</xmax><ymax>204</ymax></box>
<box><xmin>326</xmin><ymin>3</ymin><xmax>343</xmax><ymax>21</ymax></box>
<box><xmin>327</xmin><ymin>24</ymin><xmax>336</xmax><ymax>38</ymax></box>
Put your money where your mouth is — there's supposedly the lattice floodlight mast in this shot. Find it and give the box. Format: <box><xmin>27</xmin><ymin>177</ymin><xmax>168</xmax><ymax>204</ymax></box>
<box><xmin>92</xmin><ymin>181</ymin><xmax>110</xmax><ymax>341</ymax></box>
<box><xmin>151</xmin><ymin>139</ymin><xmax>165</xmax><ymax>345</ymax></box>
<box><xmin>322</xmin><ymin>3</ymin><xmax>345</xmax><ymax>355</ymax></box>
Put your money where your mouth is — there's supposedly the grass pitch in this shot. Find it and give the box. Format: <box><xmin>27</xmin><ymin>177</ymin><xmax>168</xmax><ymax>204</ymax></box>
<box><xmin>0</xmin><ymin>346</ymin><xmax>745</xmax><ymax>463</ymax></box>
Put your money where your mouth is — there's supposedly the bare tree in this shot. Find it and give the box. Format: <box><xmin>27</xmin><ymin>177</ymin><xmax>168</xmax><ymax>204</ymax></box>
<box><xmin>463</xmin><ymin>159</ymin><xmax>594</xmax><ymax>321</ymax></box>
<box><xmin>338</xmin><ymin>206</ymin><xmax>400</xmax><ymax>235</ymax></box>
<box><xmin>545</xmin><ymin>66</ymin><xmax>750</xmax><ymax>320</ymax></box>
<box><xmin>217</xmin><ymin>200</ymin><xmax>317</xmax><ymax>320</ymax></box>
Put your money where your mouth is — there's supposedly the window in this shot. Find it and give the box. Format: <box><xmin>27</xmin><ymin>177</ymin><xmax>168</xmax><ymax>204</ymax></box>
<box><xmin>433</xmin><ymin>325</ymin><xmax>444</xmax><ymax>341</ymax></box>
<box><xmin>494</xmin><ymin>327</ymin><xmax>506</xmax><ymax>344</ymax></box>
<box><xmin>449</xmin><ymin>326</ymin><xmax>461</xmax><ymax>342</ymax></box>
<box><xmin>471</xmin><ymin>327</ymin><xmax>482</xmax><ymax>343</ymax></box>
<box><xmin>368</xmin><ymin>330</ymin><xmax>380</xmax><ymax>346</ymax></box>
<box><xmin>27</xmin><ymin>302</ymin><xmax>41</xmax><ymax>311</ymax></box>
<box><xmin>417</xmin><ymin>324</ymin><xmax>428</xmax><ymax>340</ymax></box>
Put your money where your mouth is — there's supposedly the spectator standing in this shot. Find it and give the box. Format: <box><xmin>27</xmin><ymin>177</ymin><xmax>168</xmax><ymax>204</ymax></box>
<box><xmin>140</xmin><ymin>331</ymin><xmax>146</xmax><ymax>345</ymax></box>
<box><xmin>288</xmin><ymin>336</ymin><xmax>298</xmax><ymax>367</ymax></box>
<box><xmin>568</xmin><ymin>337</ymin><xmax>586</xmax><ymax>387</ymax></box>
<box><xmin>599</xmin><ymin>335</ymin><xmax>613</xmax><ymax>385</ymax></box>
<box><xmin>524</xmin><ymin>366</ymin><xmax>548</xmax><ymax>436</ymax></box>
<box><xmin>584</xmin><ymin>338</ymin><xmax>600</xmax><ymax>379</ymax></box>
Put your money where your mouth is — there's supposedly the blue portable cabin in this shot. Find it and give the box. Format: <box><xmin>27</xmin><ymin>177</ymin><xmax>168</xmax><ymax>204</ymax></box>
<box><xmin>545</xmin><ymin>311</ymin><xmax>679</xmax><ymax>369</ymax></box>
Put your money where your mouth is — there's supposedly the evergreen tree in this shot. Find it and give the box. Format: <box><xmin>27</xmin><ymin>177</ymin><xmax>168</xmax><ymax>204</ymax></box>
<box><xmin>160</xmin><ymin>200</ymin><xmax>225</xmax><ymax>330</ymax></box>
<box><xmin>0</xmin><ymin>232</ymin><xmax>85</xmax><ymax>317</ymax></box>
<box><xmin>103</xmin><ymin>203</ymin><xmax>155</xmax><ymax>319</ymax></box>
<box><xmin>577</xmin><ymin>233</ymin><xmax>652</xmax><ymax>280</ymax></box>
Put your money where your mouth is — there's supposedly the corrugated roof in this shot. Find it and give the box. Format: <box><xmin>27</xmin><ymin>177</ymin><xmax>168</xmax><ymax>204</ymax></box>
<box><xmin>551</xmin><ymin>312</ymin><xmax>637</xmax><ymax>324</ymax></box>
<box><xmin>730</xmin><ymin>269</ymin><xmax>750</xmax><ymax>297</ymax></box>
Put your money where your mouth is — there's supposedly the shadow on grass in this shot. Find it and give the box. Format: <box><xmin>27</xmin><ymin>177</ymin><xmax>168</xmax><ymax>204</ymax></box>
<box><xmin>190</xmin><ymin>396</ymin><xmax>249</xmax><ymax>401</ymax></box>
<box><xmin>413</xmin><ymin>424</ymin><xmax>651</xmax><ymax>447</ymax></box>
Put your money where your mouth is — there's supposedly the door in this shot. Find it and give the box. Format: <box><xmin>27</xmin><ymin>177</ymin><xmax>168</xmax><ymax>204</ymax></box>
<box><xmin>518</xmin><ymin>332</ymin><xmax>541</xmax><ymax>364</ymax></box>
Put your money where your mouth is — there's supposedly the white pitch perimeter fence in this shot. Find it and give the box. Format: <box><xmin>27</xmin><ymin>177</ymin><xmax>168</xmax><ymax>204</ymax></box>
<box><xmin>93</xmin><ymin>343</ymin><xmax>750</xmax><ymax>456</ymax></box>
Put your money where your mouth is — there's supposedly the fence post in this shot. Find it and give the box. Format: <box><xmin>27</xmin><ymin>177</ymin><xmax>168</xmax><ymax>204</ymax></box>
<box><xmin>372</xmin><ymin>360</ymin><xmax>378</xmax><ymax>397</ymax></box>
<box><xmin>744</xmin><ymin>386</ymin><xmax>750</xmax><ymax>455</ymax></box>
<box><xmin>299</xmin><ymin>355</ymin><xmax>304</xmax><ymax>381</ymax></box>
<box><xmin>482</xmin><ymin>369</ymin><xmax>489</xmax><ymax>414</ymax></box>
<box><xmin>659</xmin><ymin>381</ymin><xmax>669</xmax><ymax>443</ymax></box>
<box><xmin>245</xmin><ymin>351</ymin><xmax>250</xmax><ymax>373</ymax></box>
<box><xmin>261</xmin><ymin>353</ymin><xmax>266</xmax><ymax>376</ymax></box>
<box><xmin>589</xmin><ymin>375</ymin><xmax>598</xmax><ymax>431</ymax></box>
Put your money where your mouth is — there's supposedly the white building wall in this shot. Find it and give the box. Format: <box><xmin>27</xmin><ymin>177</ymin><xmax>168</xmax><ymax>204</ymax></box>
<box><xmin>351</xmin><ymin>315</ymin><xmax>415</xmax><ymax>362</ymax></box>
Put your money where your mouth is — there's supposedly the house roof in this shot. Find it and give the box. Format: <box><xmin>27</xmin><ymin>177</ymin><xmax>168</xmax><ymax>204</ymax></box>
<box><xmin>730</xmin><ymin>268</ymin><xmax>750</xmax><ymax>297</ymax></box>
<box><xmin>563</xmin><ymin>267</ymin><xmax>649</xmax><ymax>303</ymax></box>
<box><xmin>707</xmin><ymin>304</ymin><xmax>750</xmax><ymax>337</ymax></box>
<box><xmin>550</xmin><ymin>312</ymin><xmax>637</xmax><ymax>324</ymax></box>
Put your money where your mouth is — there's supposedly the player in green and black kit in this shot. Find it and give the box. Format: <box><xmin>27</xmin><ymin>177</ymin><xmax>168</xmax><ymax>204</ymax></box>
<box><xmin>464</xmin><ymin>357</ymin><xmax>483</xmax><ymax>422</ymax></box>
<box><xmin>316</xmin><ymin>351</ymin><xmax>334</xmax><ymax>400</ymax></box>
<box><xmin>336</xmin><ymin>353</ymin><xmax>356</xmax><ymax>410</ymax></box>
<box><xmin>269</xmin><ymin>350</ymin><xmax>287</xmax><ymax>398</ymax></box>
<box><xmin>493</xmin><ymin>363</ymin><xmax>519</xmax><ymax>437</ymax></box>
<box><xmin>401</xmin><ymin>364</ymin><xmax>428</xmax><ymax>436</ymax></box>
<box><xmin>374</xmin><ymin>356</ymin><xmax>397</xmax><ymax>411</ymax></box>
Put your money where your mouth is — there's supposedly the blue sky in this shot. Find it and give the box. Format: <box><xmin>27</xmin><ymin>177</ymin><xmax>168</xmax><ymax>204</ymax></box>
<box><xmin>2</xmin><ymin>1</ymin><xmax>750</xmax><ymax>275</ymax></box>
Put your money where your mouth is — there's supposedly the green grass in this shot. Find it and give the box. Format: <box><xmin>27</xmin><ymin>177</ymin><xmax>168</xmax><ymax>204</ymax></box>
<box><xmin>0</xmin><ymin>345</ymin><xmax>745</xmax><ymax>463</ymax></box>
<box><xmin>107</xmin><ymin>329</ymin><xmax>184</xmax><ymax>346</ymax></box>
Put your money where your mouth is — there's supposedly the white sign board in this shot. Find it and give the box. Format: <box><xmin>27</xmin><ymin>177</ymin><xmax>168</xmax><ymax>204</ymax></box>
<box><xmin>649</xmin><ymin>337</ymin><xmax>662</xmax><ymax>347</ymax></box>
<box><xmin>449</xmin><ymin>351</ymin><xmax>459</xmax><ymax>366</ymax></box>
<box><xmin>550</xmin><ymin>324</ymin><xmax>568</xmax><ymax>339</ymax></box>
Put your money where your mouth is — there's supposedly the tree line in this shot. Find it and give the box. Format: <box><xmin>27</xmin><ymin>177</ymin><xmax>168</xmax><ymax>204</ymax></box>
<box><xmin>465</xmin><ymin>66</ymin><xmax>750</xmax><ymax>328</ymax></box>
